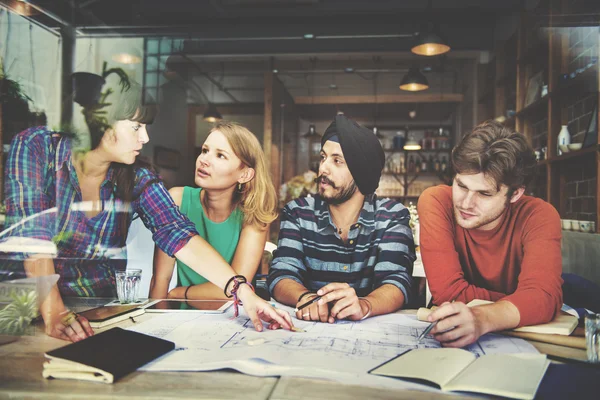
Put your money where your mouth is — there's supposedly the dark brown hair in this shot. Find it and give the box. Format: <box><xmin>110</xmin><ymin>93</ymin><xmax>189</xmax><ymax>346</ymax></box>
<box><xmin>86</xmin><ymin>82</ymin><xmax>157</xmax><ymax>245</ymax></box>
<box><xmin>451</xmin><ymin>120</ymin><xmax>536</xmax><ymax>194</ymax></box>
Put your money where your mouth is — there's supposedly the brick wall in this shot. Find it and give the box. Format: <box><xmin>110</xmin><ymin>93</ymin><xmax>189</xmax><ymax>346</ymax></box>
<box><xmin>564</xmin><ymin>157</ymin><xmax>597</xmax><ymax>221</ymax></box>
<box><xmin>567</xmin><ymin>26</ymin><xmax>599</xmax><ymax>74</ymax></box>
<box><xmin>562</xmin><ymin>22</ymin><xmax>598</xmax><ymax>221</ymax></box>
<box><xmin>567</xmin><ymin>93</ymin><xmax>597</xmax><ymax>143</ymax></box>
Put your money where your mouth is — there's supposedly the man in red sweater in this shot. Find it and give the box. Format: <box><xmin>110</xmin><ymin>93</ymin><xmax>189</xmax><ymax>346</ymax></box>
<box><xmin>418</xmin><ymin>120</ymin><xmax>562</xmax><ymax>348</ymax></box>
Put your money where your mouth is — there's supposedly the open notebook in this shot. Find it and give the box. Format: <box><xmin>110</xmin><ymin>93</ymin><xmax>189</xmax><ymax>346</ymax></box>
<box><xmin>43</xmin><ymin>327</ymin><xmax>174</xmax><ymax>383</ymax></box>
<box><xmin>370</xmin><ymin>348</ymin><xmax>549</xmax><ymax>400</ymax></box>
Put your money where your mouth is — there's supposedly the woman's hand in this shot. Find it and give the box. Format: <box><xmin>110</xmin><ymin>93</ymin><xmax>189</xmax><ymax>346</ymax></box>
<box><xmin>44</xmin><ymin>310</ymin><xmax>94</xmax><ymax>342</ymax></box>
<box><xmin>237</xmin><ymin>284</ymin><xmax>294</xmax><ymax>331</ymax></box>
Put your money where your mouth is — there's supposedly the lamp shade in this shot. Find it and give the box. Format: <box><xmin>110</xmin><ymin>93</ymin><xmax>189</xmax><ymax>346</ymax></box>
<box><xmin>403</xmin><ymin>137</ymin><xmax>422</xmax><ymax>151</ymax></box>
<box><xmin>203</xmin><ymin>103</ymin><xmax>222</xmax><ymax>123</ymax></box>
<box><xmin>411</xmin><ymin>30</ymin><xmax>451</xmax><ymax>56</ymax></box>
<box><xmin>399</xmin><ymin>68</ymin><xmax>429</xmax><ymax>92</ymax></box>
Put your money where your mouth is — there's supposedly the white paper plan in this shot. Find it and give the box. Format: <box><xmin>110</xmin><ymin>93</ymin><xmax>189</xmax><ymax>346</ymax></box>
<box><xmin>128</xmin><ymin>303</ymin><xmax>539</xmax><ymax>386</ymax></box>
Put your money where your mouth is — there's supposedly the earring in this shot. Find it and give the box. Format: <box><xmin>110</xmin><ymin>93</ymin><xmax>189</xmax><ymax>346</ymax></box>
<box><xmin>238</xmin><ymin>183</ymin><xmax>242</xmax><ymax>191</ymax></box>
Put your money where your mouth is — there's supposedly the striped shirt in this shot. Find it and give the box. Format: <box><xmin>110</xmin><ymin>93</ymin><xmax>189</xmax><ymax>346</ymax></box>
<box><xmin>267</xmin><ymin>195</ymin><xmax>415</xmax><ymax>303</ymax></box>
<box><xmin>3</xmin><ymin>127</ymin><xmax>198</xmax><ymax>296</ymax></box>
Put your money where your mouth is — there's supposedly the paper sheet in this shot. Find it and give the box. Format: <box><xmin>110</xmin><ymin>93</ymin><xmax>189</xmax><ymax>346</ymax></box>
<box><xmin>128</xmin><ymin>303</ymin><xmax>539</xmax><ymax>389</ymax></box>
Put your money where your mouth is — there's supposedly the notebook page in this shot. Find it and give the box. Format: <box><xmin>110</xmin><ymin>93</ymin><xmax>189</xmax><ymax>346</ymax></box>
<box><xmin>444</xmin><ymin>353</ymin><xmax>548</xmax><ymax>400</ymax></box>
<box><xmin>372</xmin><ymin>348</ymin><xmax>476</xmax><ymax>388</ymax></box>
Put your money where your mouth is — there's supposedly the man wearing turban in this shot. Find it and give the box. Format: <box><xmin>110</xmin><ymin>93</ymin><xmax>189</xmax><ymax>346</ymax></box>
<box><xmin>268</xmin><ymin>115</ymin><xmax>415</xmax><ymax>323</ymax></box>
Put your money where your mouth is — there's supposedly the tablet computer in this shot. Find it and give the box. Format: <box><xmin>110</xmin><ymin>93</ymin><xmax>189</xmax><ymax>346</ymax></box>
<box><xmin>144</xmin><ymin>299</ymin><xmax>233</xmax><ymax>313</ymax></box>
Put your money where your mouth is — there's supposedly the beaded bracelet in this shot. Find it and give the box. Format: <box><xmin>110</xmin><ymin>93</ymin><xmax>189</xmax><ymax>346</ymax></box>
<box><xmin>359</xmin><ymin>297</ymin><xmax>373</xmax><ymax>321</ymax></box>
<box><xmin>297</xmin><ymin>291</ymin><xmax>316</xmax><ymax>303</ymax></box>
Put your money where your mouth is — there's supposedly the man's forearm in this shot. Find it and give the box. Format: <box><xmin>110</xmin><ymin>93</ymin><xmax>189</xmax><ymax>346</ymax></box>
<box><xmin>364</xmin><ymin>284</ymin><xmax>406</xmax><ymax>317</ymax></box>
<box><xmin>472</xmin><ymin>300</ymin><xmax>521</xmax><ymax>335</ymax></box>
<box><xmin>272</xmin><ymin>279</ymin><xmax>310</xmax><ymax>307</ymax></box>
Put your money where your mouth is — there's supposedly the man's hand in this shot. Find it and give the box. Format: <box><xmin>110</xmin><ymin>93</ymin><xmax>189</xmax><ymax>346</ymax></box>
<box><xmin>317</xmin><ymin>283</ymin><xmax>369</xmax><ymax>322</ymax></box>
<box><xmin>295</xmin><ymin>293</ymin><xmax>331</xmax><ymax>323</ymax></box>
<box><xmin>428</xmin><ymin>302</ymin><xmax>484</xmax><ymax>348</ymax></box>
<box><xmin>45</xmin><ymin>310</ymin><xmax>94</xmax><ymax>342</ymax></box>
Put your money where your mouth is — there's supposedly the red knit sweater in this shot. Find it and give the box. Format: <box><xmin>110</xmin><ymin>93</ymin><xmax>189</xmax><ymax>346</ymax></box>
<box><xmin>417</xmin><ymin>185</ymin><xmax>563</xmax><ymax>327</ymax></box>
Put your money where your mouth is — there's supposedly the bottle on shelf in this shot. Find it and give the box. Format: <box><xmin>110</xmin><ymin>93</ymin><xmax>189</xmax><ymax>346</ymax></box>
<box><xmin>408</xmin><ymin>156</ymin><xmax>415</xmax><ymax>173</ymax></box>
<box><xmin>428</xmin><ymin>155</ymin><xmax>434</xmax><ymax>172</ymax></box>
<box><xmin>557</xmin><ymin>125</ymin><xmax>571</xmax><ymax>156</ymax></box>
<box><xmin>441</xmin><ymin>156</ymin><xmax>448</xmax><ymax>172</ymax></box>
<box><xmin>434</xmin><ymin>157</ymin><xmax>441</xmax><ymax>172</ymax></box>
<box><xmin>421</xmin><ymin>157</ymin><xmax>427</xmax><ymax>172</ymax></box>
<box><xmin>393</xmin><ymin>131</ymin><xmax>406</xmax><ymax>150</ymax></box>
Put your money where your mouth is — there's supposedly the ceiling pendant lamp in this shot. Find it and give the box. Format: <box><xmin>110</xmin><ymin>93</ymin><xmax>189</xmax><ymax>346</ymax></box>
<box><xmin>399</xmin><ymin>67</ymin><xmax>429</xmax><ymax>92</ymax></box>
<box><xmin>403</xmin><ymin>136</ymin><xmax>422</xmax><ymax>151</ymax></box>
<box><xmin>411</xmin><ymin>29</ymin><xmax>450</xmax><ymax>57</ymax></box>
<box><xmin>203</xmin><ymin>103</ymin><xmax>222</xmax><ymax>123</ymax></box>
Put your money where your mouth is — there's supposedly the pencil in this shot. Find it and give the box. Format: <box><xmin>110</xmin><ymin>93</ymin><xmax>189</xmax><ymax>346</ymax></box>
<box><xmin>294</xmin><ymin>295</ymin><xmax>322</xmax><ymax>313</ymax></box>
<box><xmin>417</xmin><ymin>321</ymin><xmax>437</xmax><ymax>342</ymax></box>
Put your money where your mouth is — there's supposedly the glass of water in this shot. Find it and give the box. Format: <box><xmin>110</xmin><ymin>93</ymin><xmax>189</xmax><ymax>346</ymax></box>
<box><xmin>585</xmin><ymin>313</ymin><xmax>600</xmax><ymax>363</ymax></box>
<box><xmin>116</xmin><ymin>269</ymin><xmax>142</xmax><ymax>304</ymax></box>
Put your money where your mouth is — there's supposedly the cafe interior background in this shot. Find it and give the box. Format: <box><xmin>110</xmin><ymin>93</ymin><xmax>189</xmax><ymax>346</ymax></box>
<box><xmin>0</xmin><ymin>0</ymin><xmax>599</xmax><ymax>288</ymax></box>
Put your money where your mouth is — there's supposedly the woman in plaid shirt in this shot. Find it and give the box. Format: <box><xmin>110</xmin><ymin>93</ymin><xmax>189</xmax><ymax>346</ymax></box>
<box><xmin>3</xmin><ymin>82</ymin><xmax>292</xmax><ymax>341</ymax></box>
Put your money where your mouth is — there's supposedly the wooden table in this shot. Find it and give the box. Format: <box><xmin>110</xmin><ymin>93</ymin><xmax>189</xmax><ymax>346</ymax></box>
<box><xmin>0</xmin><ymin>299</ymin><xmax>588</xmax><ymax>399</ymax></box>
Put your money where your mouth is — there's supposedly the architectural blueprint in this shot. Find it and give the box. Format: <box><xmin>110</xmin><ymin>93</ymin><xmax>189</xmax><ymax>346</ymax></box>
<box><xmin>129</xmin><ymin>303</ymin><xmax>538</xmax><ymax>385</ymax></box>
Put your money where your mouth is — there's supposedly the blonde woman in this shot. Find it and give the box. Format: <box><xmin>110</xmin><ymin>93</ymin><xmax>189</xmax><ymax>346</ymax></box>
<box><xmin>150</xmin><ymin>121</ymin><xmax>278</xmax><ymax>300</ymax></box>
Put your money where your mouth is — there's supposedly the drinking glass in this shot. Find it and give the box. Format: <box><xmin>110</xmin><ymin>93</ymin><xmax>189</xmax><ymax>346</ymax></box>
<box><xmin>116</xmin><ymin>269</ymin><xmax>142</xmax><ymax>304</ymax></box>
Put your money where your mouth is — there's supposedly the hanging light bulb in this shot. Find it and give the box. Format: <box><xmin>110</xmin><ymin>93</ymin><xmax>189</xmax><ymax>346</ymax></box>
<box><xmin>6</xmin><ymin>0</ymin><xmax>39</xmax><ymax>16</ymax></box>
<box><xmin>203</xmin><ymin>103</ymin><xmax>222</xmax><ymax>123</ymax></box>
<box><xmin>399</xmin><ymin>67</ymin><xmax>429</xmax><ymax>91</ymax></box>
<box><xmin>411</xmin><ymin>29</ymin><xmax>451</xmax><ymax>57</ymax></box>
<box><xmin>112</xmin><ymin>52</ymin><xmax>142</xmax><ymax>65</ymax></box>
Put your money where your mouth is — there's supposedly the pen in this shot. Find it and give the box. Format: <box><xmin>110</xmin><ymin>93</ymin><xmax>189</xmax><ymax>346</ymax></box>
<box><xmin>417</xmin><ymin>321</ymin><xmax>437</xmax><ymax>342</ymax></box>
<box><xmin>294</xmin><ymin>295</ymin><xmax>322</xmax><ymax>313</ymax></box>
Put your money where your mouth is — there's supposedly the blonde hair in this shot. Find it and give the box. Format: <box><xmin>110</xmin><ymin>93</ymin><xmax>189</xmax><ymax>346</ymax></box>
<box><xmin>210</xmin><ymin>121</ymin><xmax>278</xmax><ymax>228</ymax></box>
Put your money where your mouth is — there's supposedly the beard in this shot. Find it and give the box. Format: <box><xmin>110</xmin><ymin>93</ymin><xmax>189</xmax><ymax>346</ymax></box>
<box><xmin>318</xmin><ymin>175</ymin><xmax>358</xmax><ymax>205</ymax></box>
<box><xmin>453</xmin><ymin>201</ymin><xmax>508</xmax><ymax>230</ymax></box>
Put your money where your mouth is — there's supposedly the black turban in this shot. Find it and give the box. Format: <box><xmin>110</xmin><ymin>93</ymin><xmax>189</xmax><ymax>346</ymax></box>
<box><xmin>321</xmin><ymin>115</ymin><xmax>385</xmax><ymax>195</ymax></box>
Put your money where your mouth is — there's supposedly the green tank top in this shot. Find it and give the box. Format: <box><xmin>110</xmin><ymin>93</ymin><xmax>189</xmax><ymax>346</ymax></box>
<box><xmin>176</xmin><ymin>187</ymin><xmax>243</xmax><ymax>287</ymax></box>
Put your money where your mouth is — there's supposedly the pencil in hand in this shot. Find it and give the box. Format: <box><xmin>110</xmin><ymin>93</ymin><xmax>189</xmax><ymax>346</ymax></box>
<box><xmin>417</xmin><ymin>321</ymin><xmax>437</xmax><ymax>343</ymax></box>
<box><xmin>294</xmin><ymin>295</ymin><xmax>322</xmax><ymax>313</ymax></box>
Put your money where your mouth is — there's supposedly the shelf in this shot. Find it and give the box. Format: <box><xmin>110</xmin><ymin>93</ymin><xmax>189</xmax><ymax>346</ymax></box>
<box><xmin>552</xmin><ymin>67</ymin><xmax>599</xmax><ymax>99</ymax></box>
<box><xmin>516</xmin><ymin>95</ymin><xmax>549</xmax><ymax>118</ymax></box>
<box><xmin>547</xmin><ymin>145</ymin><xmax>598</xmax><ymax>163</ymax></box>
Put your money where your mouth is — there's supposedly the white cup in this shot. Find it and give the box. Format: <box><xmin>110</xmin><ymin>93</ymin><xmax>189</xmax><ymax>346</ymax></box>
<box><xmin>590</xmin><ymin>222</ymin><xmax>596</xmax><ymax>233</ymax></box>
<box><xmin>580</xmin><ymin>221</ymin><xmax>591</xmax><ymax>233</ymax></box>
<box><xmin>561</xmin><ymin>219</ymin><xmax>571</xmax><ymax>230</ymax></box>
<box><xmin>571</xmin><ymin>220</ymin><xmax>582</xmax><ymax>232</ymax></box>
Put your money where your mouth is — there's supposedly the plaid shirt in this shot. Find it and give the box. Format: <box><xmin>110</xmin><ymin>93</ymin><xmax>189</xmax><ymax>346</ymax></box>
<box><xmin>3</xmin><ymin>127</ymin><xmax>198</xmax><ymax>296</ymax></box>
<box><xmin>268</xmin><ymin>195</ymin><xmax>415</xmax><ymax>303</ymax></box>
